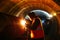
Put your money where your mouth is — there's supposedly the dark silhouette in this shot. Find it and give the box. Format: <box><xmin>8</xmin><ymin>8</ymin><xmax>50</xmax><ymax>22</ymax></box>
<box><xmin>27</xmin><ymin>12</ymin><xmax>44</xmax><ymax>40</ymax></box>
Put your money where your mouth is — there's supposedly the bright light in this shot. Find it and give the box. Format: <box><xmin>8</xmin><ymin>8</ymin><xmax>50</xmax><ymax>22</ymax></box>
<box><xmin>53</xmin><ymin>13</ymin><xmax>56</xmax><ymax>16</ymax></box>
<box><xmin>49</xmin><ymin>14</ymin><xmax>53</xmax><ymax>18</ymax></box>
<box><xmin>47</xmin><ymin>14</ymin><xmax>53</xmax><ymax>19</ymax></box>
<box><xmin>20</xmin><ymin>19</ymin><xmax>27</xmax><ymax>30</ymax></box>
<box><xmin>31</xmin><ymin>31</ymin><xmax>34</xmax><ymax>38</ymax></box>
<box><xmin>20</xmin><ymin>20</ymin><xmax>26</xmax><ymax>26</ymax></box>
<box><xmin>20</xmin><ymin>20</ymin><xmax>26</xmax><ymax>25</ymax></box>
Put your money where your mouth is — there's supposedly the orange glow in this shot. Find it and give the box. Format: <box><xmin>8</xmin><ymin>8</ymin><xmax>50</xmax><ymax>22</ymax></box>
<box><xmin>20</xmin><ymin>20</ymin><xmax>26</xmax><ymax>26</ymax></box>
<box><xmin>31</xmin><ymin>31</ymin><xmax>34</xmax><ymax>38</ymax></box>
<box><xmin>20</xmin><ymin>19</ymin><xmax>26</xmax><ymax>29</ymax></box>
<box><xmin>53</xmin><ymin>13</ymin><xmax>56</xmax><ymax>16</ymax></box>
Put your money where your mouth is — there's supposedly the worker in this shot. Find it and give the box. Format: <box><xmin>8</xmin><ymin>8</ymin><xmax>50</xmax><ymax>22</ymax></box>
<box><xmin>27</xmin><ymin>12</ymin><xmax>45</xmax><ymax>40</ymax></box>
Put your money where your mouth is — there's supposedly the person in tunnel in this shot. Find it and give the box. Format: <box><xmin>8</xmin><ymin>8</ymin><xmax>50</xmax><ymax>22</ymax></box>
<box><xmin>27</xmin><ymin>12</ymin><xmax>45</xmax><ymax>40</ymax></box>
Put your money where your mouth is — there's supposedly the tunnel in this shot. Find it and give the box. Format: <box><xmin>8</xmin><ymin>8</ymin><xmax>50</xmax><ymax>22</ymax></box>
<box><xmin>0</xmin><ymin>0</ymin><xmax>60</xmax><ymax>40</ymax></box>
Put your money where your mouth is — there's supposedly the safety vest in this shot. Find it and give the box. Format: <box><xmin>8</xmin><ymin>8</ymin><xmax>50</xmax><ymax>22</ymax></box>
<box><xmin>30</xmin><ymin>17</ymin><xmax>44</xmax><ymax>39</ymax></box>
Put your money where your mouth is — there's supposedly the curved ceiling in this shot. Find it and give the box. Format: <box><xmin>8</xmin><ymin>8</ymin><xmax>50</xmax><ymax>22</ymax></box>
<box><xmin>0</xmin><ymin>0</ymin><xmax>60</xmax><ymax>16</ymax></box>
